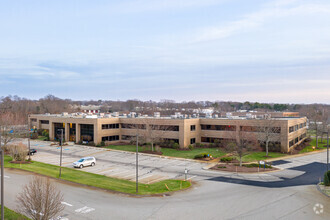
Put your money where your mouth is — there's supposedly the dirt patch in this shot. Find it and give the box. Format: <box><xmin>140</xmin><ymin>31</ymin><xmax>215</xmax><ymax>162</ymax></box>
<box><xmin>211</xmin><ymin>163</ymin><xmax>278</xmax><ymax>173</ymax></box>
<box><xmin>9</xmin><ymin>161</ymin><xmax>31</xmax><ymax>164</ymax></box>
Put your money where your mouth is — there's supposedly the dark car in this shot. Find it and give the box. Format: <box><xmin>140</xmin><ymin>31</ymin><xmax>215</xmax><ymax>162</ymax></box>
<box><xmin>28</xmin><ymin>149</ymin><xmax>37</xmax><ymax>156</ymax></box>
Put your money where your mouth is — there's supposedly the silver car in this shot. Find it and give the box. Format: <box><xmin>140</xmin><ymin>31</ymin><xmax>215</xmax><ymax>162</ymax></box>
<box><xmin>73</xmin><ymin>157</ymin><xmax>96</xmax><ymax>168</ymax></box>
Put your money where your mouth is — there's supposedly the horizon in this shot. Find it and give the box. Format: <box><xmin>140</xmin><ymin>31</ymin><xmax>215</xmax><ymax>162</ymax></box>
<box><xmin>1</xmin><ymin>0</ymin><xmax>330</xmax><ymax>104</ymax></box>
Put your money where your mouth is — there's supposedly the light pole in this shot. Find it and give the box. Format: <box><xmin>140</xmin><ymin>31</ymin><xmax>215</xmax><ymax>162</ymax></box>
<box><xmin>0</xmin><ymin>126</ymin><xmax>4</xmax><ymax>220</ymax></box>
<box><xmin>327</xmin><ymin>129</ymin><xmax>329</xmax><ymax>172</ymax></box>
<box><xmin>59</xmin><ymin>129</ymin><xmax>63</xmax><ymax>178</ymax></box>
<box><xmin>136</xmin><ymin>134</ymin><xmax>138</xmax><ymax>193</ymax></box>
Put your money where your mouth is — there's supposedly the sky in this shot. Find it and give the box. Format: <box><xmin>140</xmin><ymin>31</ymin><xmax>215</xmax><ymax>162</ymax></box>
<box><xmin>0</xmin><ymin>0</ymin><xmax>330</xmax><ymax>104</ymax></box>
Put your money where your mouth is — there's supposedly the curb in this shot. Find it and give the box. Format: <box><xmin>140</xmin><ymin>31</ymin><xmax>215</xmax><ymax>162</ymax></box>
<box><xmin>316</xmin><ymin>183</ymin><xmax>330</xmax><ymax>198</ymax></box>
<box><xmin>4</xmin><ymin>167</ymin><xmax>193</xmax><ymax>198</ymax></box>
<box><xmin>265</xmin><ymin>149</ymin><xmax>328</xmax><ymax>162</ymax></box>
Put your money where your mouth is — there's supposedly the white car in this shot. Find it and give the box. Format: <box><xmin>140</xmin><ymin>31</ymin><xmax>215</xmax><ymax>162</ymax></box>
<box><xmin>73</xmin><ymin>157</ymin><xmax>96</xmax><ymax>168</ymax></box>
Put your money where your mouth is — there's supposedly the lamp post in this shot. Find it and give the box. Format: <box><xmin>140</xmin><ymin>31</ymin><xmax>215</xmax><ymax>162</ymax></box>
<box><xmin>136</xmin><ymin>134</ymin><xmax>138</xmax><ymax>193</ymax></box>
<box><xmin>59</xmin><ymin>129</ymin><xmax>63</xmax><ymax>178</ymax></box>
<box><xmin>0</xmin><ymin>126</ymin><xmax>4</xmax><ymax>220</ymax></box>
<box><xmin>327</xmin><ymin>129</ymin><xmax>329</xmax><ymax>172</ymax></box>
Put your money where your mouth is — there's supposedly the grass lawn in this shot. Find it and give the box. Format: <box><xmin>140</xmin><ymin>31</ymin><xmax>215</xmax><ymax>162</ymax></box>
<box><xmin>299</xmin><ymin>138</ymin><xmax>328</xmax><ymax>153</ymax></box>
<box><xmin>4</xmin><ymin>156</ymin><xmax>190</xmax><ymax>195</ymax></box>
<box><xmin>37</xmin><ymin>136</ymin><xmax>47</xmax><ymax>141</ymax></box>
<box><xmin>0</xmin><ymin>205</ymin><xmax>30</xmax><ymax>220</ymax></box>
<box><xmin>241</xmin><ymin>152</ymin><xmax>286</xmax><ymax>162</ymax></box>
<box><xmin>105</xmin><ymin>145</ymin><xmax>287</xmax><ymax>162</ymax></box>
<box><xmin>105</xmin><ymin>145</ymin><xmax>226</xmax><ymax>159</ymax></box>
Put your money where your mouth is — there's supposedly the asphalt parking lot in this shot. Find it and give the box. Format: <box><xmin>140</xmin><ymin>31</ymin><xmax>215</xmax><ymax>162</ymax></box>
<box><xmin>26</xmin><ymin>140</ymin><xmax>206</xmax><ymax>183</ymax></box>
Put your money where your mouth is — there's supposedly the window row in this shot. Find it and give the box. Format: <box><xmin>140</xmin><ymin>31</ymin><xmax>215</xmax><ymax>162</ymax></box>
<box><xmin>40</xmin><ymin>120</ymin><xmax>49</xmax><ymax>124</ymax></box>
<box><xmin>102</xmin><ymin>135</ymin><xmax>119</xmax><ymax>142</ymax></box>
<box><xmin>201</xmin><ymin>125</ymin><xmax>236</xmax><ymax>131</ymax></box>
<box><xmin>289</xmin><ymin>122</ymin><xmax>307</xmax><ymax>133</ymax></box>
<box><xmin>102</xmin><ymin>123</ymin><xmax>119</xmax><ymax>129</ymax></box>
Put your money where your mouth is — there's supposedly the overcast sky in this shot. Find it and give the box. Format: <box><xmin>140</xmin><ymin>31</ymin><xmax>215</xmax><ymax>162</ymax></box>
<box><xmin>0</xmin><ymin>0</ymin><xmax>329</xmax><ymax>103</ymax></box>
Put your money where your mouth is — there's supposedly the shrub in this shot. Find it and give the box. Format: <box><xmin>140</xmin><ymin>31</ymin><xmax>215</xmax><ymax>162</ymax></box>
<box><xmin>30</xmin><ymin>132</ymin><xmax>38</xmax><ymax>139</ymax></box>
<box><xmin>220</xmin><ymin>157</ymin><xmax>234</xmax><ymax>162</ymax></box>
<box><xmin>324</xmin><ymin>171</ymin><xmax>330</xmax><ymax>186</ymax></box>
<box><xmin>87</xmin><ymin>141</ymin><xmax>95</xmax><ymax>146</ymax></box>
<box><xmin>100</xmin><ymin>141</ymin><xmax>105</xmax><ymax>147</ymax></box>
<box><xmin>218</xmin><ymin>166</ymin><xmax>226</xmax><ymax>169</ymax></box>
<box><xmin>243</xmin><ymin>163</ymin><xmax>272</xmax><ymax>168</ymax></box>
<box><xmin>194</xmin><ymin>153</ymin><xmax>211</xmax><ymax>159</ymax></box>
<box><xmin>37</xmin><ymin>129</ymin><xmax>43</xmax><ymax>136</ymax></box>
<box><xmin>9</xmin><ymin>143</ymin><xmax>28</xmax><ymax>161</ymax></box>
<box><xmin>173</xmin><ymin>143</ymin><xmax>180</xmax><ymax>149</ymax></box>
<box><xmin>155</xmin><ymin>145</ymin><xmax>161</xmax><ymax>153</ymax></box>
<box><xmin>42</xmin><ymin>130</ymin><xmax>49</xmax><ymax>138</ymax></box>
<box><xmin>209</xmin><ymin>143</ymin><xmax>214</xmax><ymax>148</ymax></box>
<box><xmin>188</xmin><ymin>145</ymin><xmax>194</xmax><ymax>150</ymax></box>
<box><xmin>195</xmin><ymin>143</ymin><xmax>201</xmax><ymax>148</ymax></box>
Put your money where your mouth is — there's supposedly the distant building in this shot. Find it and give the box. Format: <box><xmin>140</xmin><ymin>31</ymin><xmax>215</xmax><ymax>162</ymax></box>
<box><xmin>29</xmin><ymin>112</ymin><xmax>307</xmax><ymax>153</ymax></box>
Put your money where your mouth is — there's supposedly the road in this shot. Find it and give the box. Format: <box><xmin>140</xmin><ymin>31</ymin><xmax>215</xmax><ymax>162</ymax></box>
<box><xmin>3</xmin><ymin>140</ymin><xmax>330</xmax><ymax>219</ymax></box>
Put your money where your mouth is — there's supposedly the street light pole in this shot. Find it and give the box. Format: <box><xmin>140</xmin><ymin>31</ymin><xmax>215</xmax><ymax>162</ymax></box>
<box><xmin>136</xmin><ymin>134</ymin><xmax>138</xmax><ymax>194</ymax></box>
<box><xmin>59</xmin><ymin>129</ymin><xmax>63</xmax><ymax>178</ymax></box>
<box><xmin>327</xmin><ymin>130</ymin><xmax>329</xmax><ymax>172</ymax></box>
<box><xmin>0</xmin><ymin>126</ymin><xmax>4</xmax><ymax>220</ymax></box>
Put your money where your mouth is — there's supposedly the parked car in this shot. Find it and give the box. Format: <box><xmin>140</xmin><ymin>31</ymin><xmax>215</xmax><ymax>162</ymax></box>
<box><xmin>73</xmin><ymin>157</ymin><xmax>96</xmax><ymax>168</ymax></box>
<box><xmin>27</xmin><ymin>149</ymin><xmax>37</xmax><ymax>156</ymax></box>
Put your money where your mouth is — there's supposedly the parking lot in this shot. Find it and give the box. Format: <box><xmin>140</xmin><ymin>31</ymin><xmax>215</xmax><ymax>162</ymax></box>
<box><xmin>25</xmin><ymin>140</ymin><xmax>207</xmax><ymax>184</ymax></box>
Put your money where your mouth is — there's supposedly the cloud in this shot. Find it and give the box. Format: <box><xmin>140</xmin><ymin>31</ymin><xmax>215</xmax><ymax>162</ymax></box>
<box><xmin>188</xmin><ymin>2</ymin><xmax>330</xmax><ymax>43</ymax></box>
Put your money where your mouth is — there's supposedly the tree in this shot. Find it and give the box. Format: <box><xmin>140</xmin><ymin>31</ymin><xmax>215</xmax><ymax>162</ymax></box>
<box><xmin>256</xmin><ymin>119</ymin><xmax>281</xmax><ymax>157</ymax></box>
<box><xmin>9</xmin><ymin>142</ymin><xmax>28</xmax><ymax>161</ymax></box>
<box><xmin>0</xmin><ymin>112</ymin><xmax>25</xmax><ymax>148</ymax></box>
<box><xmin>224</xmin><ymin>131</ymin><xmax>260</xmax><ymax>166</ymax></box>
<box><xmin>16</xmin><ymin>176</ymin><xmax>65</xmax><ymax>220</ymax></box>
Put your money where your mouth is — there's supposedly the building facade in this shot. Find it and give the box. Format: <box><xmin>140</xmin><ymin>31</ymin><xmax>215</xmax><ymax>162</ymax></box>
<box><xmin>28</xmin><ymin>113</ymin><xmax>307</xmax><ymax>153</ymax></box>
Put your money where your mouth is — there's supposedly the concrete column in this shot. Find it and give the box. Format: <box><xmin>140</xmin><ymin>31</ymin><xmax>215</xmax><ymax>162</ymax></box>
<box><xmin>93</xmin><ymin>123</ymin><xmax>98</xmax><ymax>144</ymax></box>
<box><xmin>49</xmin><ymin>122</ymin><xmax>54</xmax><ymax>141</ymax></box>
<box><xmin>76</xmin><ymin>124</ymin><xmax>81</xmax><ymax>143</ymax></box>
<box><xmin>65</xmin><ymin>123</ymin><xmax>70</xmax><ymax>142</ymax></box>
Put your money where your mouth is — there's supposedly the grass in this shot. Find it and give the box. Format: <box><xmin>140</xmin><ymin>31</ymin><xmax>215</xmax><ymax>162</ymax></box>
<box><xmin>299</xmin><ymin>138</ymin><xmax>328</xmax><ymax>153</ymax></box>
<box><xmin>37</xmin><ymin>136</ymin><xmax>47</xmax><ymax>141</ymax></box>
<box><xmin>106</xmin><ymin>145</ymin><xmax>226</xmax><ymax>159</ymax></box>
<box><xmin>241</xmin><ymin>152</ymin><xmax>286</xmax><ymax>162</ymax></box>
<box><xmin>4</xmin><ymin>155</ymin><xmax>190</xmax><ymax>195</ymax></box>
<box><xmin>105</xmin><ymin>145</ymin><xmax>285</xmax><ymax>162</ymax></box>
<box><xmin>0</xmin><ymin>205</ymin><xmax>30</xmax><ymax>220</ymax></box>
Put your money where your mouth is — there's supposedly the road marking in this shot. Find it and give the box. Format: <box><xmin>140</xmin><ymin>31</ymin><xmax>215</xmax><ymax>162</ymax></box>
<box><xmin>75</xmin><ymin>206</ymin><xmax>95</xmax><ymax>214</ymax></box>
<box><xmin>0</xmin><ymin>175</ymin><xmax>10</xmax><ymax>178</ymax></box>
<box><xmin>61</xmin><ymin>202</ymin><xmax>73</xmax><ymax>207</ymax></box>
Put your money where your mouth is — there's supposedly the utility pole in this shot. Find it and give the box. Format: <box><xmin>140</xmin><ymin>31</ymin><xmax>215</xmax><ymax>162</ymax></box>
<box><xmin>59</xmin><ymin>129</ymin><xmax>63</xmax><ymax>178</ymax></box>
<box><xmin>327</xmin><ymin>129</ymin><xmax>329</xmax><ymax>172</ymax></box>
<box><xmin>136</xmin><ymin>134</ymin><xmax>138</xmax><ymax>194</ymax></box>
<box><xmin>0</xmin><ymin>126</ymin><xmax>4</xmax><ymax>220</ymax></box>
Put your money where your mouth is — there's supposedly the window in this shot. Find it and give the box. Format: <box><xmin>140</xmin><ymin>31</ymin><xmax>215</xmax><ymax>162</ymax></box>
<box><xmin>102</xmin><ymin>124</ymin><xmax>119</xmax><ymax>129</ymax></box>
<box><xmin>289</xmin><ymin>126</ymin><xmax>294</xmax><ymax>133</ymax></box>
<box><xmin>190</xmin><ymin>125</ymin><xmax>196</xmax><ymax>131</ymax></box>
<box><xmin>190</xmin><ymin>138</ymin><xmax>196</xmax><ymax>144</ymax></box>
<box><xmin>40</xmin><ymin>120</ymin><xmax>49</xmax><ymax>124</ymax></box>
<box><xmin>150</xmin><ymin>125</ymin><xmax>179</xmax><ymax>131</ymax></box>
<box><xmin>201</xmin><ymin>124</ymin><xmax>236</xmax><ymax>131</ymax></box>
<box><xmin>81</xmin><ymin>124</ymin><xmax>94</xmax><ymax>141</ymax></box>
<box><xmin>30</xmin><ymin>118</ymin><xmax>37</xmax><ymax>122</ymax></box>
<box><xmin>121</xmin><ymin>124</ymin><xmax>146</xmax><ymax>129</ymax></box>
<box><xmin>102</xmin><ymin>135</ymin><xmax>119</xmax><ymax>141</ymax></box>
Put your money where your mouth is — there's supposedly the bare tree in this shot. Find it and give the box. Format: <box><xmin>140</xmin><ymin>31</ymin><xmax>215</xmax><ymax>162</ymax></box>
<box><xmin>256</xmin><ymin>119</ymin><xmax>281</xmax><ymax>157</ymax></box>
<box><xmin>9</xmin><ymin>142</ymin><xmax>28</xmax><ymax>161</ymax></box>
<box><xmin>16</xmin><ymin>176</ymin><xmax>65</xmax><ymax>220</ymax></box>
<box><xmin>225</xmin><ymin>131</ymin><xmax>260</xmax><ymax>166</ymax></box>
<box><xmin>0</xmin><ymin>112</ymin><xmax>25</xmax><ymax>148</ymax></box>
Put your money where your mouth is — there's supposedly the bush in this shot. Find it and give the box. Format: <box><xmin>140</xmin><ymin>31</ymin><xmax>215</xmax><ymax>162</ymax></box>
<box><xmin>9</xmin><ymin>143</ymin><xmax>28</xmax><ymax>161</ymax></box>
<box><xmin>42</xmin><ymin>130</ymin><xmax>49</xmax><ymax>138</ymax></box>
<box><xmin>173</xmin><ymin>143</ymin><xmax>180</xmax><ymax>149</ymax></box>
<box><xmin>324</xmin><ymin>171</ymin><xmax>330</xmax><ymax>186</ymax></box>
<box><xmin>243</xmin><ymin>163</ymin><xmax>272</xmax><ymax>168</ymax></box>
<box><xmin>188</xmin><ymin>145</ymin><xmax>194</xmax><ymax>150</ymax></box>
<box><xmin>195</xmin><ymin>143</ymin><xmax>201</xmax><ymax>148</ymax></box>
<box><xmin>87</xmin><ymin>141</ymin><xmax>95</xmax><ymax>146</ymax></box>
<box><xmin>100</xmin><ymin>141</ymin><xmax>105</xmax><ymax>147</ymax></box>
<box><xmin>30</xmin><ymin>133</ymin><xmax>38</xmax><ymax>139</ymax></box>
<box><xmin>194</xmin><ymin>153</ymin><xmax>211</xmax><ymax>159</ymax></box>
<box><xmin>220</xmin><ymin>157</ymin><xmax>234</xmax><ymax>162</ymax></box>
